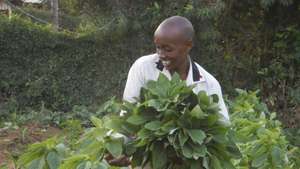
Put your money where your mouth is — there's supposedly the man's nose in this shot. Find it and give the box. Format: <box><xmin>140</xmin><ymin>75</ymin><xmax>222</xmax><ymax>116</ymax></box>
<box><xmin>157</xmin><ymin>49</ymin><xmax>166</xmax><ymax>59</ymax></box>
<box><xmin>159</xmin><ymin>54</ymin><xmax>167</xmax><ymax>60</ymax></box>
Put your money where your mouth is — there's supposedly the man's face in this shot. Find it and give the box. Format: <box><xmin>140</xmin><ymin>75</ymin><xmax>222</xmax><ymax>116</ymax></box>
<box><xmin>154</xmin><ymin>28</ymin><xmax>192</xmax><ymax>72</ymax></box>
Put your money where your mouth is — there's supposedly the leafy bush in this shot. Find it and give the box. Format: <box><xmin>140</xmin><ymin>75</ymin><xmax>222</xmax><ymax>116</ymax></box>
<box><xmin>228</xmin><ymin>89</ymin><xmax>299</xmax><ymax>169</ymax></box>
<box><xmin>17</xmin><ymin>137</ymin><xmax>68</xmax><ymax>169</ymax></box>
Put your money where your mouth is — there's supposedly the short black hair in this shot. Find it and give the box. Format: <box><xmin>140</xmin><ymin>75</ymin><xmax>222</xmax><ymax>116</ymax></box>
<box><xmin>155</xmin><ymin>16</ymin><xmax>195</xmax><ymax>41</ymax></box>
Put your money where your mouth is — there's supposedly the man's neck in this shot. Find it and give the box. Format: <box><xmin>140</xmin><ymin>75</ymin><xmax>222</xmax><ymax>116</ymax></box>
<box><xmin>170</xmin><ymin>58</ymin><xmax>190</xmax><ymax>80</ymax></box>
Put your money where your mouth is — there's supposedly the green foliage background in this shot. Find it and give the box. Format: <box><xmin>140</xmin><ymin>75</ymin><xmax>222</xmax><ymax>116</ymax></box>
<box><xmin>0</xmin><ymin>16</ymin><xmax>134</xmax><ymax>111</ymax></box>
<box><xmin>0</xmin><ymin>0</ymin><xmax>299</xmax><ymax>128</ymax></box>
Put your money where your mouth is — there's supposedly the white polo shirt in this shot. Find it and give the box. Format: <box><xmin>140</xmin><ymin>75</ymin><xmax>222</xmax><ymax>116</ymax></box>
<box><xmin>123</xmin><ymin>53</ymin><xmax>229</xmax><ymax>120</ymax></box>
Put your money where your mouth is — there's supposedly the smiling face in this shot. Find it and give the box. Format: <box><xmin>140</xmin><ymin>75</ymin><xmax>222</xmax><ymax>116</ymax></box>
<box><xmin>154</xmin><ymin>27</ymin><xmax>192</xmax><ymax>73</ymax></box>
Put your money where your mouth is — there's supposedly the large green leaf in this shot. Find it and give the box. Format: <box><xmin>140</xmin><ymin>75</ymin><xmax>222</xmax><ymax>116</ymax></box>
<box><xmin>161</xmin><ymin>120</ymin><xmax>176</xmax><ymax>133</ymax></box>
<box><xmin>137</xmin><ymin>128</ymin><xmax>153</xmax><ymax>139</ymax></box>
<box><xmin>76</xmin><ymin>161</ymin><xmax>92</xmax><ymax>169</ymax></box>
<box><xmin>221</xmin><ymin>160</ymin><xmax>236</xmax><ymax>169</ymax></box>
<box><xmin>178</xmin><ymin>131</ymin><xmax>189</xmax><ymax>147</ymax></box>
<box><xmin>182</xmin><ymin>144</ymin><xmax>193</xmax><ymax>159</ymax></box>
<box><xmin>93</xmin><ymin>162</ymin><xmax>108</xmax><ymax>169</ymax></box>
<box><xmin>206</xmin><ymin>114</ymin><xmax>219</xmax><ymax>126</ymax></box>
<box><xmin>211</xmin><ymin>155</ymin><xmax>222</xmax><ymax>169</ymax></box>
<box><xmin>250</xmin><ymin>144</ymin><xmax>267</xmax><ymax>158</ymax></box>
<box><xmin>187</xmin><ymin>129</ymin><xmax>206</xmax><ymax>145</ymax></box>
<box><xmin>189</xmin><ymin>105</ymin><xmax>206</xmax><ymax>119</ymax></box>
<box><xmin>170</xmin><ymin>73</ymin><xmax>181</xmax><ymax>83</ymax></box>
<box><xmin>147</xmin><ymin>99</ymin><xmax>167</xmax><ymax>111</ymax></box>
<box><xmin>146</xmin><ymin>74</ymin><xmax>170</xmax><ymax>98</ymax></box>
<box><xmin>47</xmin><ymin>152</ymin><xmax>61</xmax><ymax>169</ymax></box>
<box><xmin>18</xmin><ymin>137</ymin><xmax>58</xmax><ymax>167</ymax></box>
<box><xmin>226</xmin><ymin>144</ymin><xmax>242</xmax><ymax>159</ymax></box>
<box><xmin>203</xmin><ymin>157</ymin><xmax>209</xmax><ymax>169</ymax></box>
<box><xmin>206</xmin><ymin>103</ymin><xmax>220</xmax><ymax>114</ymax></box>
<box><xmin>90</xmin><ymin>116</ymin><xmax>103</xmax><ymax>128</ymax></box>
<box><xmin>191</xmin><ymin>144</ymin><xmax>207</xmax><ymax>159</ymax></box>
<box><xmin>177</xmin><ymin>115</ymin><xmax>192</xmax><ymax>128</ymax></box>
<box><xmin>144</xmin><ymin>121</ymin><xmax>162</xmax><ymax>131</ymax></box>
<box><xmin>28</xmin><ymin>157</ymin><xmax>46</xmax><ymax>169</ymax></box>
<box><xmin>126</xmin><ymin>115</ymin><xmax>148</xmax><ymax>125</ymax></box>
<box><xmin>212</xmin><ymin>134</ymin><xmax>227</xmax><ymax>144</ymax></box>
<box><xmin>105</xmin><ymin>139</ymin><xmax>123</xmax><ymax>158</ymax></box>
<box><xmin>198</xmin><ymin>91</ymin><xmax>211</xmax><ymax>106</ymax></box>
<box><xmin>103</xmin><ymin>115</ymin><xmax>123</xmax><ymax>131</ymax></box>
<box><xmin>120</xmin><ymin>123</ymin><xmax>140</xmax><ymax>135</ymax></box>
<box><xmin>152</xmin><ymin>142</ymin><xmax>167</xmax><ymax>169</ymax></box>
<box><xmin>271</xmin><ymin>146</ymin><xmax>282</xmax><ymax>167</ymax></box>
<box><xmin>57</xmin><ymin>154</ymin><xmax>89</xmax><ymax>169</ymax></box>
<box><xmin>251</xmin><ymin>153</ymin><xmax>268</xmax><ymax>168</ymax></box>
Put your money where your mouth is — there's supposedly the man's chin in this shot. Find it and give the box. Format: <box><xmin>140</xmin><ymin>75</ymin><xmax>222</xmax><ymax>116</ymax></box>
<box><xmin>164</xmin><ymin>65</ymin><xmax>171</xmax><ymax>70</ymax></box>
<box><xmin>165</xmin><ymin>66</ymin><xmax>175</xmax><ymax>73</ymax></box>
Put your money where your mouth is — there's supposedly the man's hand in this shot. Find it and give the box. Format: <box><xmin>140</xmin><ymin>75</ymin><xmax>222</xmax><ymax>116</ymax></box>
<box><xmin>105</xmin><ymin>154</ymin><xmax>131</xmax><ymax>167</ymax></box>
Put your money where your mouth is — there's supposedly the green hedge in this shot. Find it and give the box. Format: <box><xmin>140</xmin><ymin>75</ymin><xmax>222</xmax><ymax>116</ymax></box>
<box><xmin>0</xmin><ymin>16</ymin><xmax>144</xmax><ymax>111</ymax></box>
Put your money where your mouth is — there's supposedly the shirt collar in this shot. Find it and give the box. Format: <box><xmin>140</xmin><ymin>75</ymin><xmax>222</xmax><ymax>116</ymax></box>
<box><xmin>155</xmin><ymin>56</ymin><xmax>204</xmax><ymax>83</ymax></box>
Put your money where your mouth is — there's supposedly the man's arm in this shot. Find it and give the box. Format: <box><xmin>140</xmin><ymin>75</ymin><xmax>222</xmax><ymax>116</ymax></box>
<box><xmin>105</xmin><ymin>61</ymin><xmax>144</xmax><ymax>167</ymax></box>
<box><xmin>212</xmin><ymin>81</ymin><xmax>230</xmax><ymax>121</ymax></box>
<box><xmin>218</xmin><ymin>92</ymin><xmax>229</xmax><ymax>121</ymax></box>
<box><xmin>123</xmin><ymin>61</ymin><xmax>145</xmax><ymax>102</ymax></box>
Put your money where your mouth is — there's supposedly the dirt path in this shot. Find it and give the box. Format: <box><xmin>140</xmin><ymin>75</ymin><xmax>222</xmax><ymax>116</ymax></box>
<box><xmin>0</xmin><ymin>123</ymin><xmax>61</xmax><ymax>168</ymax></box>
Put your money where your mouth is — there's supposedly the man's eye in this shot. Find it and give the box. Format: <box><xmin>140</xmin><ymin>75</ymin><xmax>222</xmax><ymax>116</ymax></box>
<box><xmin>165</xmin><ymin>48</ymin><xmax>172</xmax><ymax>52</ymax></box>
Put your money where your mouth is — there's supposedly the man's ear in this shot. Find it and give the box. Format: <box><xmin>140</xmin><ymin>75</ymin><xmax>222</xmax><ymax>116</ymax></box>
<box><xmin>186</xmin><ymin>40</ymin><xmax>193</xmax><ymax>51</ymax></box>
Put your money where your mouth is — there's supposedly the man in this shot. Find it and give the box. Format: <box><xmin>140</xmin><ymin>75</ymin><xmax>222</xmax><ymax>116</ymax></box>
<box><xmin>107</xmin><ymin>15</ymin><xmax>229</xmax><ymax>167</ymax></box>
<box><xmin>123</xmin><ymin>15</ymin><xmax>229</xmax><ymax>120</ymax></box>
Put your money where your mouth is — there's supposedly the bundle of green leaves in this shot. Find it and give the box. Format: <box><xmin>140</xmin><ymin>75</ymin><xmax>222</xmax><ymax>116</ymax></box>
<box><xmin>17</xmin><ymin>73</ymin><xmax>242</xmax><ymax>169</ymax></box>
<box><xmin>103</xmin><ymin>74</ymin><xmax>241</xmax><ymax>169</ymax></box>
